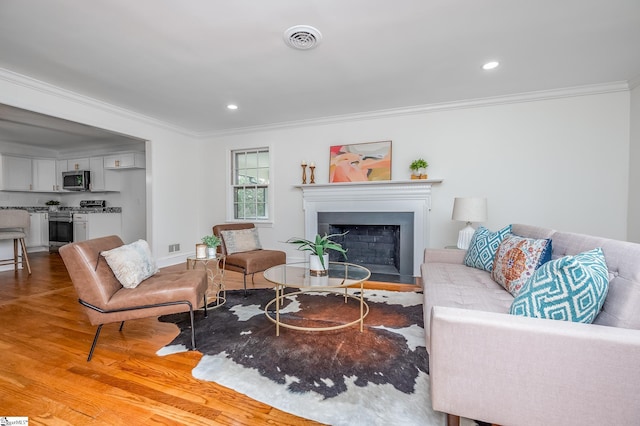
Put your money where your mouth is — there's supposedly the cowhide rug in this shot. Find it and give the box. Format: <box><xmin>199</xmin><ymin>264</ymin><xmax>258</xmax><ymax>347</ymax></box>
<box><xmin>157</xmin><ymin>288</ymin><xmax>476</xmax><ymax>426</ymax></box>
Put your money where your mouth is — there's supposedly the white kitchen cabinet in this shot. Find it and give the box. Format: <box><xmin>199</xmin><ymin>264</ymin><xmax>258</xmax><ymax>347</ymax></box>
<box><xmin>66</xmin><ymin>158</ymin><xmax>90</xmax><ymax>171</ymax></box>
<box><xmin>26</xmin><ymin>212</ymin><xmax>49</xmax><ymax>251</ymax></box>
<box><xmin>73</xmin><ymin>214</ymin><xmax>88</xmax><ymax>242</ymax></box>
<box><xmin>103</xmin><ymin>152</ymin><xmax>145</xmax><ymax>169</ymax></box>
<box><xmin>55</xmin><ymin>159</ymin><xmax>67</xmax><ymax>191</ymax></box>
<box><xmin>32</xmin><ymin>158</ymin><xmax>57</xmax><ymax>191</ymax></box>
<box><xmin>1</xmin><ymin>155</ymin><xmax>32</xmax><ymax>191</ymax></box>
<box><xmin>89</xmin><ymin>156</ymin><xmax>107</xmax><ymax>191</ymax></box>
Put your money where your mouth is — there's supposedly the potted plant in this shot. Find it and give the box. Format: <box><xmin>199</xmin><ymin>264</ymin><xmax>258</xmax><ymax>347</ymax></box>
<box><xmin>287</xmin><ymin>232</ymin><xmax>348</xmax><ymax>276</ymax></box>
<box><xmin>409</xmin><ymin>158</ymin><xmax>428</xmax><ymax>179</ymax></box>
<box><xmin>45</xmin><ymin>200</ymin><xmax>61</xmax><ymax>212</ymax></box>
<box><xmin>201</xmin><ymin>234</ymin><xmax>221</xmax><ymax>257</ymax></box>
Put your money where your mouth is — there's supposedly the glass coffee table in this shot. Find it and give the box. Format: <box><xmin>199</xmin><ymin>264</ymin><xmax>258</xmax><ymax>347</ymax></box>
<box><xmin>263</xmin><ymin>261</ymin><xmax>371</xmax><ymax>336</ymax></box>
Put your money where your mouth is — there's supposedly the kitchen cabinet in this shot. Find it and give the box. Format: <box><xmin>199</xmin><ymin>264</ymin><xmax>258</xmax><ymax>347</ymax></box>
<box><xmin>26</xmin><ymin>212</ymin><xmax>49</xmax><ymax>251</ymax></box>
<box><xmin>73</xmin><ymin>213</ymin><xmax>122</xmax><ymax>242</ymax></box>
<box><xmin>66</xmin><ymin>158</ymin><xmax>90</xmax><ymax>171</ymax></box>
<box><xmin>32</xmin><ymin>158</ymin><xmax>57</xmax><ymax>191</ymax></box>
<box><xmin>1</xmin><ymin>155</ymin><xmax>32</xmax><ymax>190</ymax></box>
<box><xmin>89</xmin><ymin>156</ymin><xmax>108</xmax><ymax>191</ymax></box>
<box><xmin>0</xmin><ymin>155</ymin><xmax>56</xmax><ymax>192</ymax></box>
<box><xmin>103</xmin><ymin>152</ymin><xmax>145</xmax><ymax>169</ymax></box>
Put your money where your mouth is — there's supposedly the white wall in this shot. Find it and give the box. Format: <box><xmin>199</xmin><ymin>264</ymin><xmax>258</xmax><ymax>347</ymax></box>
<box><xmin>203</xmin><ymin>89</ymin><xmax>631</xmax><ymax>256</ymax></box>
<box><xmin>0</xmin><ymin>72</ymin><xmax>203</xmax><ymax>264</ymax></box>
<box><xmin>628</xmin><ymin>83</ymin><xmax>640</xmax><ymax>242</ymax></box>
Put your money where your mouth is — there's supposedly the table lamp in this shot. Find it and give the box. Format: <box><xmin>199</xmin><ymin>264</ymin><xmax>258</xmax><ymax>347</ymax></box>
<box><xmin>452</xmin><ymin>197</ymin><xmax>488</xmax><ymax>249</ymax></box>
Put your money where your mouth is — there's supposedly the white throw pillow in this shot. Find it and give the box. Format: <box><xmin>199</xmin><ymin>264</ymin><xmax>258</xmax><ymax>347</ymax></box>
<box><xmin>220</xmin><ymin>228</ymin><xmax>262</xmax><ymax>255</ymax></box>
<box><xmin>101</xmin><ymin>239</ymin><xmax>159</xmax><ymax>288</ymax></box>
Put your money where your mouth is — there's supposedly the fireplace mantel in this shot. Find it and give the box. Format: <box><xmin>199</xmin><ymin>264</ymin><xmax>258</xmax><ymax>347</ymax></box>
<box><xmin>295</xmin><ymin>179</ymin><xmax>442</xmax><ymax>277</ymax></box>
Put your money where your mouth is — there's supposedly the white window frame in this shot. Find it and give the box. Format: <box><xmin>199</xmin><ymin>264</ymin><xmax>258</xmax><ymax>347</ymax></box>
<box><xmin>226</xmin><ymin>146</ymin><xmax>273</xmax><ymax>223</ymax></box>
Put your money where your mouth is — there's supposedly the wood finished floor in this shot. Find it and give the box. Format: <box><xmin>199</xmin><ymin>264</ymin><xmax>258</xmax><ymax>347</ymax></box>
<box><xmin>0</xmin><ymin>251</ymin><xmax>420</xmax><ymax>425</ymax></box>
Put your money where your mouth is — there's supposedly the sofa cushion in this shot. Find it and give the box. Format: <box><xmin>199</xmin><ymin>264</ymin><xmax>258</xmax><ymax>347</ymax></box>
<box><xmin>510</xmin><ymin>248</ymin><xmax>609</xmax><ymax>323</ymax></box>
<box><xmin>463</xmin><ymin>225</ymin><xmax>512</xmax><ymax>272</ymax></box>
<box><xmin>491</xmin><ymin>234</ymin><xmax>552</xmax><ymax>296</ymax></box>
<box><xmin>101</xmin><ymin>239</ymin><xmax>159</xmax><ymax>289</ymax></box>
<box><xmin>220</xmin><ymin>228</ymin><xmax>263</xmax><ymax>254</ymax></box>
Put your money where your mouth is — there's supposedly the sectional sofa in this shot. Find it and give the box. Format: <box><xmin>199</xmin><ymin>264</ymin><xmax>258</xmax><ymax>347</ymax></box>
<box><xmin>421</xmin><ymin>224</ymin><xmax>640</xmax><ymax>426</ymax></box>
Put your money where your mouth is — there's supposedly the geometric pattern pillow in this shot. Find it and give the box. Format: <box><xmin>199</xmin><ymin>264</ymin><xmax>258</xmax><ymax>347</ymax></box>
<box><xmin>509</xmin><ymin>248</ymin><xmax>609</xmax><ymax>323</ymax></box>
<box><xmin>101</xmin><ymin>239</ymin><xmax>159</xmax><ymax>289</ymax></box>
<box><xmin>491</xmin><ymin>235</ymin><xmax>552</xmax><ymax>296</ymax></box>
<box><xmin>220</xmin><ymin>228</ymin><xmax>263</xmax><ymax>255</ymax></box>
<box><xmin>463</xmin><ymin>225</ymin><xmax>512</xmax><ymax>272</ymax></box>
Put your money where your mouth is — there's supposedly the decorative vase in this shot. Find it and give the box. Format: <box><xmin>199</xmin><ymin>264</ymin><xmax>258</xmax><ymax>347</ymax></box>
<box><xmin>207</xmin><ymin>247</ymin><xmax>217</xmax><ymax>258</ymax></box>
<box><xmin>309</xmin><ymin>253</ymin><xmax>329</xmax><ymax>276</ymax></box>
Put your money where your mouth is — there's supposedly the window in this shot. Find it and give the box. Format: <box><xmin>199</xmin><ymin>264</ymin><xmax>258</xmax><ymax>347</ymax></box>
<box><xmin>231</xmin><ymin>148</ymin><xmax>270</xmax><ymax>221</ymax></box>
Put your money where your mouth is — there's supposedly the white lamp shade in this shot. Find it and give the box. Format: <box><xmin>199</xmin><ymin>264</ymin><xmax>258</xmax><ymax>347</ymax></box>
<box><xmin>451</xmin><ymin>197</ymin><xmax>488</xmax><ymax>223</ymax></box>
<box><xmin>452</xmin><ymin>197</ymin><xmax>488</xmax><ymax>249</ymax></box>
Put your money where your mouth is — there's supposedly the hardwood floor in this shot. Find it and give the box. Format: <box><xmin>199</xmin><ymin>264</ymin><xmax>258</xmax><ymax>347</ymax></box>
<box><xmin>0</xmin><ymin>251</ymin><xmax>420</xmax><ymax>424</ymax></box>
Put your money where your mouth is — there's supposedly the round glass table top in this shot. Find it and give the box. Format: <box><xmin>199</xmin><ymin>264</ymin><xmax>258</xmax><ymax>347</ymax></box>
<box><xmin>263</xmin><ymin>261</ymin><xmax>371</xmax><ymax>288</ymax></box>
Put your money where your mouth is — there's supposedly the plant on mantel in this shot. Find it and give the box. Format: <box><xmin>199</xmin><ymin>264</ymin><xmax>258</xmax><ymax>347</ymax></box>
<box><xmin>409</xmin><ymin>158</ymin><xmax>429</xmax><ymax>179</ymax></box>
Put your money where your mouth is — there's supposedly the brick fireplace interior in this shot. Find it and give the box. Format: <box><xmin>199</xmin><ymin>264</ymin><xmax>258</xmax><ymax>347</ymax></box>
<box><xmin>318</xmin><ymin>211</ymin><xmax>415</xmax><ymax>284</ymax></box>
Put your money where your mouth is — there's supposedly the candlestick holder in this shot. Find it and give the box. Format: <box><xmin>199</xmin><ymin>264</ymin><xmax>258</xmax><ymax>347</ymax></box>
<box><xmin>309</xmin><ymin>165</ymin><xmax>316</xmax><ymax>184</ymax></box>
<box><xmin>301</xmin><ymin>164</ymin><xmax>307</xmax><ymax>184</ymax></box>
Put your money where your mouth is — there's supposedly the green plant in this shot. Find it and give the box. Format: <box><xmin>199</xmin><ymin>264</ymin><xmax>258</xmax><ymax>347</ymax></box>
<box><xmin>286</xmin><ymin>232</ymin><xmax>348</xmax><ymax>269</ymax></box>
<box><xmin>201</xmin><ymin>234</ymin><xmax>221</xmax><ymax>248</ymax></box>
<box><xmin>45</xmin><ymin>200</ymin><xmax>60</xmax><ymax>206</ymax></box>
<box><xmin>409</xmin><ymin>158</ymin><xmax>428</xmax><ymax>172</ymax></box>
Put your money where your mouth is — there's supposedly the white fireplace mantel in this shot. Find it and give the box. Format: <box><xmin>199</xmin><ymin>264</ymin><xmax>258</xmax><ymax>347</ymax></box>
<box><xmin>295</xmin><ymin>179</ymin><xmax>443</xmax><ymax>276</ymax></box>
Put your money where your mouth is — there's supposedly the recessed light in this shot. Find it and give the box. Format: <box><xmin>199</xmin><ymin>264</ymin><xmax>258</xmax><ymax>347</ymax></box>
<box><xmin>482</xmin><ymin>61</ymin><xmax>500</xmax><ymax>70</ymax></box>
<box><xmin>227</xmin><ymin>104</ymin><xmax>238</xmax><ymax>110</ymax></box>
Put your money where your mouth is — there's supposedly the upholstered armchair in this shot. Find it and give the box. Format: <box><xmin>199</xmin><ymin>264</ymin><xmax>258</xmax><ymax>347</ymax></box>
<box><xmin>213</xmin><ymin>223</ymin><xmax>286</xmax><ymax>296</ymax></box>
<box><xmin>59</xmin><ymin>235</ymin><xmax>208</xmax><ymax>361</ymax></box>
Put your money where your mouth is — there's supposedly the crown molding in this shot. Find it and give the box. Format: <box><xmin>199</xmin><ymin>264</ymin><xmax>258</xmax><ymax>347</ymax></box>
<box><xmin>0</xmin><ymin>68</ymin><xmax>197</xmax><ymax>138</ymax></box>
<box><xmin>203</xmin><ymin>81</ymin><xmax>631</xmax><ymax>138</ymax></box>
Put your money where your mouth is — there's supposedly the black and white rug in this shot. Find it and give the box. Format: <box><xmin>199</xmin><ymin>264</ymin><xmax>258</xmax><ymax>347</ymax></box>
<box><xmin>157</xmin><ymin>288</ymin><xmax>468</xmax><ymax>425</ymax></box>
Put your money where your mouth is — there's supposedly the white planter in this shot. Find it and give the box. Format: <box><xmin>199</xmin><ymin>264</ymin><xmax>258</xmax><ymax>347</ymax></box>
<box><xmin>309</xmin><ymin>253</ymin><xmax>329</xmax><ymax>276</ymax></box>
<box><xmin>207</xmin><ymin>247</ymin><xmax>217</xmax><ymax>258</ymax></box>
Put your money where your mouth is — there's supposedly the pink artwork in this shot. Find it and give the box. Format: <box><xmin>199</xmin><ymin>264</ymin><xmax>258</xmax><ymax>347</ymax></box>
<box><xmin>329</xmin><ymin>141</ymin><xmax>392</xmax><ymax>183</ymax></box>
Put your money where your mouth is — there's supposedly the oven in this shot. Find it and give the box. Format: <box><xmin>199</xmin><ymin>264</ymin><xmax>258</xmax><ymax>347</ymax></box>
<box><xmin>49</xmin><ymin>211</ymin><xmax>73</xmax><ymax>251</ymax></box>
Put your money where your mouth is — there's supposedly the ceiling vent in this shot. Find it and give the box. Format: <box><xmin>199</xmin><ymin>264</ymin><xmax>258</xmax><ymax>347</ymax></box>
<box><xmin>283</xmin><ymin>25</ymin><xmax>322</xmax><ymax>50</ymax></box>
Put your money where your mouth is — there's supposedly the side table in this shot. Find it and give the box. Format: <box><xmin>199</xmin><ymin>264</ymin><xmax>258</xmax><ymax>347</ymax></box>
<box><xmin>187</xmin><ymin>255</ymin><xmax>226</xmax><ymax>309</ymax></box>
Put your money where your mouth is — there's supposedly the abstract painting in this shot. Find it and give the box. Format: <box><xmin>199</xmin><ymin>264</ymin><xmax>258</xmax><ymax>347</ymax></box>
<box><xmin>329</xmin><ymin>140</ymin><xmax>392</xmax><ymax>183</ymax></box>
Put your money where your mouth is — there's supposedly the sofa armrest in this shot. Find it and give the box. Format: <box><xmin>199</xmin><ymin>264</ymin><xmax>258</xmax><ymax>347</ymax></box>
<box><xmin>423</xmin><ymin>248</ymin><xmax>467</xmax><ymax>264</ymax></box>
<box><xmin>429</xmin><ymin>307</ymin><xmax>640</xmax><ymax>426</ymax></box>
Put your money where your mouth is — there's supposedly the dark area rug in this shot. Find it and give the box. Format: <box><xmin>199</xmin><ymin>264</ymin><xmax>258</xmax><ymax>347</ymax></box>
<box><xmin>158</xmin><ymin>288</ymin><xmax>448</xmax><ymax>425</ymax></box>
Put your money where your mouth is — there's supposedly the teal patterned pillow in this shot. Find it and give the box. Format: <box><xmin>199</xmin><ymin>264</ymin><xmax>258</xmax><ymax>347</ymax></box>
<box><xmin>510</xmin><ymin>248</ymin><xmax>609</xmax><ymax>323</ymax></box>
<box><xmin>463</xmin><ymin>225</ymin><xmax>512</xmax><ymax>272</ymax></box>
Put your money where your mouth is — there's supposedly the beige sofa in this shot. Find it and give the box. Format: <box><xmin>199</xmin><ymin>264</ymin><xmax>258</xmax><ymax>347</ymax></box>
<box><xmin>421</xmin><ymin>224</ymin><xmax>640</xmax><ymax>426</ymax></box>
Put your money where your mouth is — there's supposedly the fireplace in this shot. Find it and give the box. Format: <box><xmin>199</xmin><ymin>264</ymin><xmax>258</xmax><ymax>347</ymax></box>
<box><xmin>296</xmin><ymin>180</ymin><xmax>440</xmax><ymax>282</ymax></box>
<box><xmin>318</xmin><ymin>211</ymin><xmax>414</xmax><ymax>283</ymax></box>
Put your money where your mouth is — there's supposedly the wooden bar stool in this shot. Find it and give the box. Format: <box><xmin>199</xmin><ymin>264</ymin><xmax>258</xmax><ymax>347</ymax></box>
<box><xmin>0</xmin><ymin>209</ymin><xmax>32</xmax><ymax>274</ymax></box>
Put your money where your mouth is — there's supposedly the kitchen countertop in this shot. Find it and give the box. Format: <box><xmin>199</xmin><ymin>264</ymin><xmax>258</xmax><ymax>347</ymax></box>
<box><xmin>0</xmin><ymin>206</ymin><xmax>122</xmax><ymax>213</ymax></box>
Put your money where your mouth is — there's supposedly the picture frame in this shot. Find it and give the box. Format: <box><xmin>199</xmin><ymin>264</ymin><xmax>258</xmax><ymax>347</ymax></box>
<box><xmin>329</xmin><ymin>140</ymin><xmax>392</xmax><ymax>183</ymax></box>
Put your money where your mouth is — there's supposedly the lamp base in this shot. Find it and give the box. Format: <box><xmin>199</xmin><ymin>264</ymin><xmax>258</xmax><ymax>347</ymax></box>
<box><xmin>457</xmin><ymin>223</ymin><xmax>476</xmax><ymax>250</ymax></box>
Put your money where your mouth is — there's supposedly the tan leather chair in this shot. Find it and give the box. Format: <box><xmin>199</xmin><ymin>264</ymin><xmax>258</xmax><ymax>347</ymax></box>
<box><xmin>59</xmin><ymin>235</ymin><xmax>208</xmax><ymax>361</ymax></box>
<box><xmin>0</xmin><ymin>209</ymin><xmax>31</xmax><ymax>274</ymax></box>
<box><xmin>213</xmin><ymin>223</ymin><xmax>286</xmax><ymax>296</ymax></box>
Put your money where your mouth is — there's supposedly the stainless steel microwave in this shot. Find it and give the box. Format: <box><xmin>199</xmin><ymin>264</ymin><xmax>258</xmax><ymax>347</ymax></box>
<box><xmin>62</xmin><ymin>170</ymin><xmax>91</xmax><ymax>191</ymax></box>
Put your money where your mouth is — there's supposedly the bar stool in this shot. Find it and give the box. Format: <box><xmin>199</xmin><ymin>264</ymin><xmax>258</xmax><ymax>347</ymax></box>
<box><xmin>0</xmin><ymin>209</ymin><xmax>32</xmax><ymax>274</ymax></box>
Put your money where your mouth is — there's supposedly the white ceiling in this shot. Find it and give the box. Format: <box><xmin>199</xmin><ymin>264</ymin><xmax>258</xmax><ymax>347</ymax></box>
<box><xmin>0</xmin><ymin>0</ymin><xmax>639</xmax><ymax>149</ymax></box>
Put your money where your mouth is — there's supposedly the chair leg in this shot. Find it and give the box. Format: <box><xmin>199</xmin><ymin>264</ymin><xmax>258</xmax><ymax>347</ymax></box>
<box><xmin>87</xmin><ymin>324</ymin><xmax>104</xmax><ymax>362</ymax></box>
<box><xmin>18</xmin><ymin>237</ymin><xmax>31</xmax><ymax>274</ymax></box>
<box><xmin>243</xmin><ymin>274</ymin><xmax>248</xmax><ymax>297</ymax></box>
<box><xmin>119</xmin><ymin>321</ymin><xmax>125</xmax><ymax>331</ymax></box>
<box><xmin>189</xmin><ymin>306</ymin><xmax>196</xmax><ymax>350</ymax></box>
<box><xmin>203</xmin><ymin>294</ymin><xmax>208</xmax><ymax>318</ymax></box>
<box><xmin>13</xmin><ymin>239</ymin><xmax>18</xmax><ymax>271</ymax></box>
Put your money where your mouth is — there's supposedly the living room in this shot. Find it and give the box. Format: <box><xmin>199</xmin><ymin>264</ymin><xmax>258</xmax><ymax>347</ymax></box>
<box><xmin>1</xmin><ymin>1</ymin><xmax>640</xmax><ymax>424</ymax></box>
